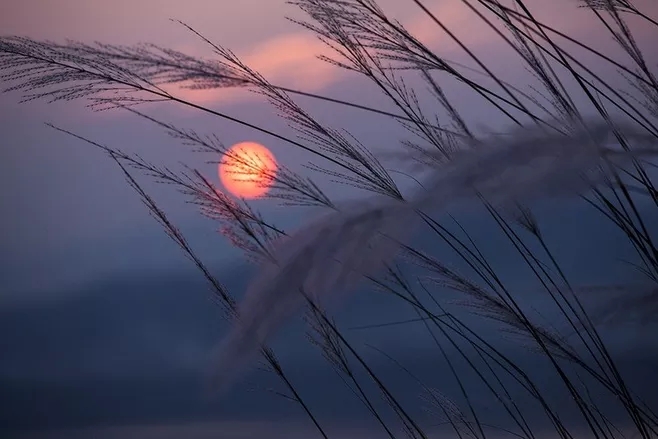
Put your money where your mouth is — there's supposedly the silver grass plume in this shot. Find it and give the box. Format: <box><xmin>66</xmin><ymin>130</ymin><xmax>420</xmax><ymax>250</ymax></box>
<box><xmin>213</xmin><ymin>120</ymin><xmax>657</xmax><ymax>390</ymax></box>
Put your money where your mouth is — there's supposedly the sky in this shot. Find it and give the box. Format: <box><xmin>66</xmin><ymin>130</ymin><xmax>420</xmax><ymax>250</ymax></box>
<box><xmin>1</xmin><ymin>1</ymin><xmax>658</xmax><ymax>438</ymax></box>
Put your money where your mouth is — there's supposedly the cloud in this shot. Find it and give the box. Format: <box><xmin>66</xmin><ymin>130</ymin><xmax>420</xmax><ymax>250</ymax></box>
<box><xmin>145</xmin><ymin>1</ymin><xmax>537</xmax><ymax>108</ymax></box>
<box><xmin>166</xmin><ymin>0</ymin><xmax>511</xmax><ymax>107</ymax></box>
<box><xmin>170</xmin><ymin>32</ymin><xmax>341</xmax><ymax>106</ymax></box>
<box><xmin>166</xmin><ymin>1</ymin><xmax>488</xmax><ymax>107</ymax></box>
<box><xmin>246</xmin><ymin>34</ymin><xmax>339</xmax><ymax>89</ymax></box>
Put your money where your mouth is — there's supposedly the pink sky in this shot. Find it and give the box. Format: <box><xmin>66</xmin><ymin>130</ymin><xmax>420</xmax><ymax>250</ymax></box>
<box><xmin>5</xmin><ymin>0</ymin><xmax>653</xmax><ymax>107</ymax></box>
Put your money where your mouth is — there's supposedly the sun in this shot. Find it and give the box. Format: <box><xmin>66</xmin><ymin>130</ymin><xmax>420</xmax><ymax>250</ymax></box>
<box><xmin>219</xmin><ymin>142</ymin><xmax>278</xmax><ymax>199</ymax></box>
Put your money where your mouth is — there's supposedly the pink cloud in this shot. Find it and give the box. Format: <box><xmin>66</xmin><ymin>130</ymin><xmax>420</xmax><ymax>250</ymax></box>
<box><xmin>169</xmin><ymin>32</ymin><xmax>341</xmax><ymax>106</ymax></box>
<box><xmin>123</xmin><ymin>0</ymin><xmax>658</xmax><ymax>109</ymax></box>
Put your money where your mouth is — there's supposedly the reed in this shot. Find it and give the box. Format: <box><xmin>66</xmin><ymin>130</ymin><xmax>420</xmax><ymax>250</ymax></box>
<box><xmin>2</xmin><ymin>1</ymin><xmax>657</xmax><ymax>437</ymax></box>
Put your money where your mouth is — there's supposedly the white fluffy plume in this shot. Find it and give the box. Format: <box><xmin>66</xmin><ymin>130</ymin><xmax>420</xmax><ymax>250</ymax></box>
<box><xmin>213</xmin><ymin>120</ymin><xmax>656</xmax><ymax>389</ymax></box>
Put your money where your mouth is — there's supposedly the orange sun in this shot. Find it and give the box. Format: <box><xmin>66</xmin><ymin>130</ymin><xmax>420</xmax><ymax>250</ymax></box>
<box><xmin>219</xmin><ymin>142</ymin><xmax>278</xmax><ymax>198</ymax></box>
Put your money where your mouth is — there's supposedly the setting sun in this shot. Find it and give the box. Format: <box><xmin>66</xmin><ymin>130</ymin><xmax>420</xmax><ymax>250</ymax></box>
<box><xmin>219</xmin><ymin>142</ymin><xmax>278</xmax><ymax>199</ymax></box>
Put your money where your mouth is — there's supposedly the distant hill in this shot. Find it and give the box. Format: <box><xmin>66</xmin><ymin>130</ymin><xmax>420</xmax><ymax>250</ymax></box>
<box><xmin>2</xmin><ymin>199</ymin><xmax>657</xmax><ymax>434</ymax></box>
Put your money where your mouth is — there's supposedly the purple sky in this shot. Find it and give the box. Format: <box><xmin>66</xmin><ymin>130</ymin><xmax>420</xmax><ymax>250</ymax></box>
<box><xmin>1</xmin><ymin>1</ymin><xmax>658</xmax><ymax>437</ymax></box>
